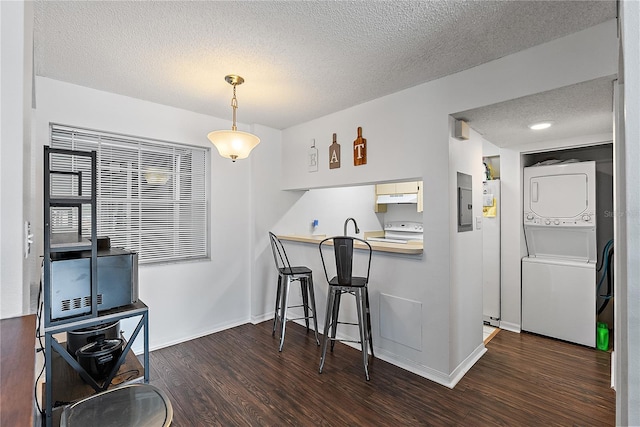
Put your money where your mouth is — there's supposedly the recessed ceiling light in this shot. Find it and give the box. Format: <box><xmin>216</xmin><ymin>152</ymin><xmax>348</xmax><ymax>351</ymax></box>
<box><xmin>528</xmin><ymin>121</ymin><xmax>553</xmax><ymax>130</ymax></box>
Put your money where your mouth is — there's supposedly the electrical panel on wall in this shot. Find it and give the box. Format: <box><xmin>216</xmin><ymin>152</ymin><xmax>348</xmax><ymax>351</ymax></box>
<box><xmin>457</xmin><ymin>172</ymin><xmax>473</xmax><ymax>232</ymax></box>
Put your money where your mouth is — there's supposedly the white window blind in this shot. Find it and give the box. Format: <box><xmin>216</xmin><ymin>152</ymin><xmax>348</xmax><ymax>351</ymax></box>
<box><xmin>50</xmin><ymin>124</ymin><xmax>209</xmax><ymax>264</ymax></box>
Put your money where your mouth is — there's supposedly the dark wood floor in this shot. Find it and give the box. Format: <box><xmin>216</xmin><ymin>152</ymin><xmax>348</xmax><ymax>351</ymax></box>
<box><xmin>148</xmin><ymin>321</ymin><xmax>615</xmax><ymax>426</ymax></box>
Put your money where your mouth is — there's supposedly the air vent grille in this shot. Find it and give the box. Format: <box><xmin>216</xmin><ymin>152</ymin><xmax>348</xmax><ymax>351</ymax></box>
<box><xmin>60</xmin><ymin>295</ymin><xmax>95</xmax><ymax>312</ymax></box>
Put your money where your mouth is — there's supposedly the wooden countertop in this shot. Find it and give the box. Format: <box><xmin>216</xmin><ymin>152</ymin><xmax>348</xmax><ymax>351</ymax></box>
<box><xmin>1</xmin><ymin>314</ymin><xmax>36</xmax><ymax>427</ymax></box>
<box><xmin>278</xmin><ymin>234</ymin><xmax>423</xmax><ymax>255</ymax></box>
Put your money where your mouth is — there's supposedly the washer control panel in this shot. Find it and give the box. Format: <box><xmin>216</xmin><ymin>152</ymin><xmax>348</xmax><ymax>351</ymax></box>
<box><xmin>524</xmin><ymin>211</ymin><xmax>595</xmax><ymax>226</ymax></box>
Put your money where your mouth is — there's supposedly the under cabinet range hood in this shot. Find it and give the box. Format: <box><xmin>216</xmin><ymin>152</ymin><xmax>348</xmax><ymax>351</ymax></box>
<box><xmin>376</xmin><ymin>193</ymin><xmax>418</xmax><ymax>204</ymax></box>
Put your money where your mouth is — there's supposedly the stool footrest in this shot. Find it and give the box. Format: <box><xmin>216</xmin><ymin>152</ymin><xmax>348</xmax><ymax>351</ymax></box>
<box><xmin>284</xmin><ymin>303</ymin><xmax>315</xmax><ymax>311</ymax></box>
<box><xmin>335</xmin><ymin>321</ymin><xmax>358</xmax><ymax>326</ymax></box>
<box><xmin>326</xmin><ymin>337</ymin><xmax>363</xmax><ymax>344</ymax></box>
<box><xmin>285</xmin><ymin>315</ymin><xmax>316</xmax><ymax>322</ymax></box>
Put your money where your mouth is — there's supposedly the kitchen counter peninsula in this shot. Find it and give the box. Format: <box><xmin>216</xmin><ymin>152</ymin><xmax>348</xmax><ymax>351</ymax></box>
<box><xmin>278</xmin><ymin>234</ymin><xmax>423</xmax><ymax>255</ymax></box>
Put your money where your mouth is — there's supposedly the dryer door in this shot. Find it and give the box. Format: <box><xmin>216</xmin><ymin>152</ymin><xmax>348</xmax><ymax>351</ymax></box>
<box><xmin>529</xmin><ymin>173</ymin><xmax>588</xmax><ymax>218</ymax></box>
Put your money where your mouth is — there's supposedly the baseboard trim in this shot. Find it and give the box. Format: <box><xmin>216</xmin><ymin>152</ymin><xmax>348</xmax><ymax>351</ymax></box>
<box><xmin>447</xmin><ymin>343</ymin><xmax>487</xmax><ymax>388</ymax></box>
<box><xmin>315</xmin><ymin>324</ymin><xmax>488</xmax><ymax>389</ymax></box>
<box><xmin>610</xmin><ymin>350</ymin><xmax>615</xmax><ymax>390</ymax></box>
<box><xmin>251</xmin><ymin>313</ymin><xmax>273</xmax><ymax>324</ymax></box>
<box><xmin>499</xmin><ymin>321</ymin><xmax>521</xmax><ymax>333</ymax></box>
<box><xmin>133</xmin><ymin>316</ymin><xmax>249</xmax><ymax>354</ymax></box>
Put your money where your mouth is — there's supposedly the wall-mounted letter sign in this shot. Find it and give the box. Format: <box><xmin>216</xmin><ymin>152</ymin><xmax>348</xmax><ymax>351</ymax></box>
<box><xmin>353</xmin><ymin>127</ymin><xmax>367</xmax><ymax>166</ymax></box>
<box><xmin>308</xmin><ymin>139</ymin><xmax>318</xmax><ymax>172</ymax></box>
<box><xmin>329</xmin><ymin>133</ymin><xmax>340</xmax><ymax>169</ymax></box>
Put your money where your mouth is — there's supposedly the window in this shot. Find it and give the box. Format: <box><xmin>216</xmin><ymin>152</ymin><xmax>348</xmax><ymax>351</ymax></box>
<box><xmin>50</xmin><ymin>124</ymin><xmax>209</xmax><ymax>264</ymax></box>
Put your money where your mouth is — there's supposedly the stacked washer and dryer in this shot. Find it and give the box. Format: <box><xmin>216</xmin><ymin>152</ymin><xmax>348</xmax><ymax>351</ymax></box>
<box><xmin>522</xmin><ymin>160</ymin><xmax>597</xmax><ymax>347</ymax></box>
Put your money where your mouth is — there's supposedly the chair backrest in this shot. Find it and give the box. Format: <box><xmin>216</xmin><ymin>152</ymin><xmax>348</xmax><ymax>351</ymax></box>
<box><xmin>269</xmin><ymin>232</ymin><xmax>292</xmax><ymax>272</ymax></box>
<box><xmin>319</xmin><ymin>236</ymin><xmax>372</xmax><ymax>286</ymax></box>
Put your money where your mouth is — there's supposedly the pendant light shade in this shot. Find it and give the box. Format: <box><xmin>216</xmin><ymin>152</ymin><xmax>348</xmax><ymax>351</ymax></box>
<box><xmin>208</xmin><ymin>75</ymin><xmax>260</xmax><ymax>162</ymax></box>
<box><xmin>207</xmin><ymin>129</ymin><xmax>260</xmax><ymax>161</ymax></box>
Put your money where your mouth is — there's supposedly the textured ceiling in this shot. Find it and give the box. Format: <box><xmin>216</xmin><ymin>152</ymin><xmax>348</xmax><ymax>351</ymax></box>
<box><xmin>452</xmin><ymin>76</ymin><xmax>616</xmax><ymax>148</ymax></box>
<box><xmin>34</xmin><ymin>1</ymin><xmax>616</xmax><ymax>130</ymax></box>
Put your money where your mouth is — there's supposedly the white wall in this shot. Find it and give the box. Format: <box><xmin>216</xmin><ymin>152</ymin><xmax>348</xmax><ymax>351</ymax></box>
<box><xmin>0</xmin><ymin>1</ymin><xmax>33</xmax><ymax>318</ymax></box>
<box><xmin>617</xmin><ymin>0</ymin><xmax>640</xmax><ymax>424</ymax></box>
<box><xmin>274</xmin><ymin>186</ymin><xmax>383</xmax><ymax>237</ymax></box>
<box><xmin>249</xmin><ymin>123</ymin><xmax>306</xmax><ymax>323</ymax></box>
<box><xmin>33</xmin><ymin>77</ymin><xmax>272</xmax><ymax>351</ymax></box>
<box><xmin>279</xmin><ymin>20</ymin><xmax>618</xmax><ymax>384</ymax></box>
<box><xmin>482</xmin><ymin>139</ymin><xmax>500</xmax><ymax>158</ymax></box>
<box><xmin>448</xmin><ymin>118</ymin><xmax>485</xmax><ymax>372</ymax></box>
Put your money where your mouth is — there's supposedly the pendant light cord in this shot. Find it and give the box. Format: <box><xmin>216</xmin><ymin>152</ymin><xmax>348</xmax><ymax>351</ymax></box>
<box><xmin>231</xmin><ymin>84</ymin><xmax>238</xmax><ymax>131</ymax></box>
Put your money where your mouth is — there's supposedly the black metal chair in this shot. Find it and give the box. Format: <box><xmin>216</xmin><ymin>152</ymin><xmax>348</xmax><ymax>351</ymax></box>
<box><xmin>318</xmin><ymin>236</ymin><xmax>374</xmax><ymax>380</ymax></box>
<box><xmin>268</xmin><ymin>232</ymin><xmax>319</xmax><ymax>351</ymax></box>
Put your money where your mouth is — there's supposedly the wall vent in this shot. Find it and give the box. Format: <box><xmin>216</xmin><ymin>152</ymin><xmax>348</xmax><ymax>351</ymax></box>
<box><xmin>379</xmin><ymin>293</ymin><xmax>422</xmax><ymax>351</ymax></box>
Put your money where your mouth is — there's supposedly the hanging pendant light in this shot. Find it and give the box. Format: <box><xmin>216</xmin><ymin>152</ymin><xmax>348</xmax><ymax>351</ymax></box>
<box><xmin>207</xmin><ymin>75</ymin><xmax>260</xmax><ymax>162</ymax></box>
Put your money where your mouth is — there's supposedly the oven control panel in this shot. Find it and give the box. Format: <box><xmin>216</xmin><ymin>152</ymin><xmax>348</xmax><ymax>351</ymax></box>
<box><xmin>384</xmin><ymin>221</ymin><xmax>423</xmax><ymax>232</ymax></box>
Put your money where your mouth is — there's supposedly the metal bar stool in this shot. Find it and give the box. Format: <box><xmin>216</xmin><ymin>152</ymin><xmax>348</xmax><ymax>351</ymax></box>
<box><xmin>318</xmin><ymin>236</ymin><xmax>373</xmax><ymax>380</ymax></box>
<box><xmin>268</xmin><ymin>232</ymin><xmax>320</xmax><ymax>351</ymax></box>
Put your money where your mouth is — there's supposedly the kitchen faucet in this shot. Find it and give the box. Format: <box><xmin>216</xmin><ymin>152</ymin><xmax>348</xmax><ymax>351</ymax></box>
<box><xmin>344</xmin><ymin>217</ymin><xmax>360</xmax><ymax>236</ymax></box>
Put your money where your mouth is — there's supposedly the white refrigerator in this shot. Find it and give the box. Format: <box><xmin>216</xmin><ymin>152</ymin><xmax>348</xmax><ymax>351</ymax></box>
<box><xmin>482</xmin><ymin>180</ymin><xmax>500</xmax><ymax>326</ymax></box>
